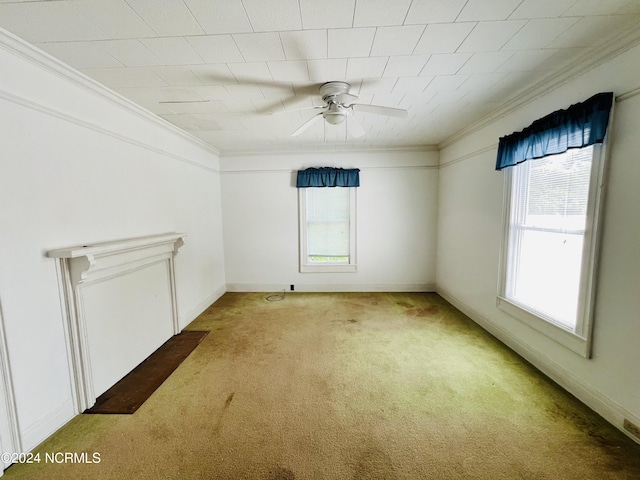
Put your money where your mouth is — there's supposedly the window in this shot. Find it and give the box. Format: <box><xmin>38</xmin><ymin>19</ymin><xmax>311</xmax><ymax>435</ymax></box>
<box><xmin>299</xmin><ymin>186</ymin><xmax>356</xmax><ymax>273</ymax></box>
<box><xmin>495</xmin><ymin>92</ymin><xmax>614</xmax><ymax>357</ymax></box>
<box><xmin>498</xmin><ymin>145</ymin><xmax>607</xmax><ymax>357</ymax></box>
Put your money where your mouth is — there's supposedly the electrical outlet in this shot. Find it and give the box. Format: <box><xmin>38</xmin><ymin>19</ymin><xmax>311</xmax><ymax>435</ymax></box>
<box><xmin>290</xmin><ymin>285</ymin><xmax>294</xmax><ymax>291</ymax></box>
<box><xmin>624</xmin><ymin>419</ymin><xmax>640</xmax><ymax>439</ymax></box>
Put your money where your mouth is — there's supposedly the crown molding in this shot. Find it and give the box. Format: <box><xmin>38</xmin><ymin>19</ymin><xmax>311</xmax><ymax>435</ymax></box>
<box><xmin>439</xmin><ymin>24</ymin><xmax>640</xmax><ymax>150</ymax></box>
<box><xmin>0</xmin><ymin>27</ymin><xmax>221</xmax><ymax>157</ymax></box>
<box><xmin>220</xmin><ymin>144</ymin><xmax>438</xmax><ymax>158</ymax></box>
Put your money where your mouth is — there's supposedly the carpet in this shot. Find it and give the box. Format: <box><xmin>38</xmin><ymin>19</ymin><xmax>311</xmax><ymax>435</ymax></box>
<box><xmin>84</xmin><ymin>330</ymin><xmax>209</xmax><ymax>414</ymax></box>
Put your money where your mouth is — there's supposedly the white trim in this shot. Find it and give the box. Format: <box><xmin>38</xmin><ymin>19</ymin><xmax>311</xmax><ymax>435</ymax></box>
<box><xmin>47</xmin><ymin>233</ymin><xmax>185</xmax><ymax>412</ymax></box>
<box><xmin>221</xmin><ymin>145</ymin><xmax>437</xmax><ymax>157</ymax></box>
<box><xmin>437</xmin><ymin>286</ymin><xmax>640</xmax><ymax>446</ymax></box>
<box><xmin>220</xmin><ymin>164</ymin><xmax>439</xmax><ymax>175</ymax></box>
<box><xmin>496</xmin><ymin>297</ymin><xmax>589</xmax><ymax>357</ymax></box>
<box><xmin>225</xmin><ymin>283</ymin><xmax>436</xmax><ymax>292</ymax></box>
<box><xmin>0</xmin><ymin>27</ymin><xmax>220</xmax><ymax>158</ymax></box>
<box><xmin>0</xmin><ymin>302</ymin><xmax>21</xmax><ymax>473</ymax></box>
<box><xmin>439</xmin><ymin>144</ymin><xmax>497</xmax><ymax>169</ymax></box>
<box><xmin>20</xmin><ymin>399</ymin><xmax>75</xmax><ymax>453</ymax></box>
<box><xmin>0</xmin><ymin>90</ymin><xmax>219</xmax><ymax>174</ymax></box>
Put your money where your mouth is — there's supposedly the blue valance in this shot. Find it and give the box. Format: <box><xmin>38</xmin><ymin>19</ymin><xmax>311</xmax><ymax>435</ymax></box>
<box><xmin>296</xmin><ymin>167</ymin><xmax>360</xmax><ymax>188</ymax></box>
<box><xmin>495</xmin><ymin>92</ymin><xmax>614</xmax><ymax>170</ymax></box>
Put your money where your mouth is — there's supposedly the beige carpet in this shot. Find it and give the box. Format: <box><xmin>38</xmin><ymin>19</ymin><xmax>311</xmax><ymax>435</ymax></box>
<box><xmin>5</xmin><ymin>292</ymin><xmax>640</xmax><ymax>479</ymax></box>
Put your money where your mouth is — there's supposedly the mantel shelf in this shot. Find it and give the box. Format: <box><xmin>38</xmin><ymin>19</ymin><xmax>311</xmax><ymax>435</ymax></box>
<box><xmin>47</xmin><ymin>232</ymin><xmax>186</xmax><ymax>259</ymax></box>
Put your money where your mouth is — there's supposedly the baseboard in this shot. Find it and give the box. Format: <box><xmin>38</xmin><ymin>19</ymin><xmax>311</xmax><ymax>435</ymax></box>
<box><xmin>225</xmin><ymin>283</ymin><xmax>436</xmax><ymax>293</ymax></box>
<box><xmin>436</xmin><ymin>285</ymin><xmax>640</xmax><ymax>446</ymax></box>
<box><xmin>179</xmin><ymin>285</ymin><xmax>226</xmax><ymax>329</ymax></box>
<box><xmin>20</xmin><ymin>398</ymin><xmax>75</xmax><ymax>453</ymax></box>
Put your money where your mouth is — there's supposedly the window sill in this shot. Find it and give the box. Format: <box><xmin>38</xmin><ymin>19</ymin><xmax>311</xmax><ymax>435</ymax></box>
<box><xmin>300</xmin><ymin>264</ymin><xmax>357</xmax><ymax>273</ymax></box>
<box><xmin>496</xmin><ymin>296</ymin><xmax>590</xmax><ymax>358</ymax></box>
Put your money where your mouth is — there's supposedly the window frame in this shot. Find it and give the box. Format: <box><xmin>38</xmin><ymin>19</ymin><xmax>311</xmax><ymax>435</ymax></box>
<box><xmin>497</xmin><ymin>143</ymin><xmax>609</xmax><ymax>358</ymax></box>
<box><xmin>298</xmin><ymin>186</ymin><xmax>357</xmax><ymax>273</ymax></box>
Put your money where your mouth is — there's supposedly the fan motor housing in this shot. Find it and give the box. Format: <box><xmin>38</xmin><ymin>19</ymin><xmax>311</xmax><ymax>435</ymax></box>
<box><xmin>320</xmin><ymin>81</ymin><xmax>351</xmax><ymax>101</ymax></box>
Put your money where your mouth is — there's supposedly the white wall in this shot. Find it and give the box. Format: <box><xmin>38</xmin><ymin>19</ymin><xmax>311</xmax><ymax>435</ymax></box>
<box><xmin>0</xmin><ymin>30</ymin><xmax>225</xmax><ymax>451</ymax></box>
<box><xmin>436</xmin><ymin>41</ymin><xmax>640</xmax><ymax>440</ymax></box>
<box><xmin>221</xmin><ymin>150</ymin><xmax>438</xmax><ymax>292</ymax></box>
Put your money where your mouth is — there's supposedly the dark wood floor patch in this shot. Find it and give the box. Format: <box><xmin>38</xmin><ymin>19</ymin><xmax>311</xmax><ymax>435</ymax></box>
<box><xmin>85</xmin><ymin>330</ymin><xmax>209</xmax><ymax>414</ymax></box>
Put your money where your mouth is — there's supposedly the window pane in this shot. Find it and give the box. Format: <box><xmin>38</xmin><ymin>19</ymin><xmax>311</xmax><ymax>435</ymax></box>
<box><xmin>306</xmin><ymin>188</ymin><xmax>350</xmax><ymax>261</ymax></box>
<box><xmin>506</xmin><ymin>147</ymin><xmax>593</xmax><ymax>329</ymax></box>
<box><xmin>509</xmin><ymin>229</ymin><xmax>584</xmax><ymax>327</ymax></box>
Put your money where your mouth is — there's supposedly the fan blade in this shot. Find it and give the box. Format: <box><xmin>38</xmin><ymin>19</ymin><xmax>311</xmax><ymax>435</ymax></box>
<box><xmin>346</xmin><ymin>115</ymin><xmax>365</xmax><ymax>138</ymax></box>
<box><xmin>336</xmin><ymin>92</ymin><xmax>359</xmax><ymax>105</ymax></box>
<box><xmin>271</xmin><ymin>106</ymin><xmax>326</xmax><ymax>115</ymax></box>
<box><xmin>291</xmin><ymin>113</ymin><xmax>324</xmax><ymax>137</ymax></box>
<box><xmin>352</xmin><ymin>103</ymin><xmax>408</xmax><ymax>118</ymax></box>
<box><xmin>159</xmin><ymin>99</ymin><xmax>211</xmax><ymax>104</ymax></box>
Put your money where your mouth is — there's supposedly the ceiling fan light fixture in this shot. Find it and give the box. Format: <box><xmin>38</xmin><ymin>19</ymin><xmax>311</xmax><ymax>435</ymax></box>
<box><xmin>323</xmin><ymin>112</ymin><xmax>346</xmax><ymax>125</ymax></box>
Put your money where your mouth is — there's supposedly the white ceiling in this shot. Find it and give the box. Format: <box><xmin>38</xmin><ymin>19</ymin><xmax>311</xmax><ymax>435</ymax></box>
<box><xmin>1</xmin><ymin>0</ymin><xmax>639</xmax><ymax>154</ymax></box>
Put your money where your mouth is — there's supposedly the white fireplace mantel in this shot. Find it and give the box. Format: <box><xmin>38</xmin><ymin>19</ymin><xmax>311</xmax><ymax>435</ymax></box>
<box><xmin>47</xmin><ymin>233</ymin><xmax>186</xmax><ymax>412</ymax></box>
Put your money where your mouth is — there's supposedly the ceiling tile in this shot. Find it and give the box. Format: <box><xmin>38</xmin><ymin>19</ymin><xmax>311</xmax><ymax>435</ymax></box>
<box><xmin>267</xmin><ymin>61</ymin><xmax>310</xmax><ymax>82</ymax></box>
<box><xmin>151</xmin><ymin>66</ymin><xmax>204</xmax><ymax>86</ymax></box>
<box><xmin>424</xmin><ymin>75</ymin><xmax>470</xmax><ymax>93</ymax></box>
<box><xmin>405</xmin><ymin>0</ymin><xmax>467</xmax><ymax>23</ymax></box>
<box><xmin>307</xmin><ymin>59</ymin><xmax>348</xmax><ymax>82</ymax></box>
<box><xmin>353</xmin><ymin>0</ymin><xmax>413</xmax><ymax>27</ymax></box>
<box><xmin>233</xmin><ymin>32</ymin><xmax>286</xmax><ymax>61</ymax></box>
<box><xmin>509</xmin><ymin>0</ymin><xmax>578</xmax><ymax>19</ymax></box>
<box><xmin>36</xmin><ymin>41</ymin><xmax>123</xmax><ymax>68</ymax></box>
<box><xmin>456</xmin><ymin>72</ymin><xmax>509</xmax><ymax>101</ymax></box>
<box><xmin>140</xmin><ymin>37</ymin><xmax>204</xmax><ymax>65</ymax></box>
<box><xmin>357</xmin><ymin>78</ymin><xmax>398</xmax><ymax>94</ymax></box>
<box><xmin>224</xmin><ymin>84</ymin><xmax>265</xmax><ymax>99</ymax></box>
<box><xmin>163</xmin><ymin>101</ymin><xmax>229</xmax><ymax>114</ymax></box>
<box><xmin>186</xmin><ymin>35</ymin><xmax>244</xmax><ymax>63</ymax></box>
<box><xmin>413</xmin><ymin>22</ymin><xmax>475</xmax><ymax>54</ymax></box>
<box><xmin>95</xmin><ymin>39</ymin><xmax>163</xmax><ymax>67</ymax></box>
<box><xmin>222</xmin><ymin>99</ymin><xmax>261</xmax><ymax>112</ymax></box>
<box><xmin>457</xmin><ymin>51</ymin><xmax>514</xmax><ymax>74</ymax></box>
<box><xmin>242</xmin><ymin>0</ymin><xmax>302</xmax><ymax>32</ymax></box>
<box><xmin>280</xmin><ymin>30</ymin><xmax>328</xmax><ymax>60</ymax></box>
<box><xmin>328</xmin><ymin>28</ymin><xmax>376</xmax><ymax>58</ymax></box>
<box><xmin>393</xmin><ymin>77</ymin><xmax>434</xmax><ymax>93</ymax></box>
<box><xmin>0</xmin><ymin>1</ymin><xmax>108</xmax><ymax>42</ymax></box>
<box><xmin>68</xmin><ymin>0</ymin><xmax>156</xmax><ymax>39</ymax></box>
<box><xmin>370</xmin><ymin>25</ymin><xmax>425</xmax><ymax>56</ymax></box>
<box><xmin>495</xmin><ymin>49</ymin><xmax>560</xmax><ymax>72</ymax></box>
<box><xmin>562</xmin><ymin>0</ymin><xmax>633</xmax><ymax>16</ymax></box>
<box><xmin>190</xmin><ymin>64</ymin><xmax>237</xmax><ymax>85</ymax></box>
<box><xmin>501</xmin><ymin>18</ymin><xmax>579</xmax><ymax>50</ymax></box>
<box><xmin>457</xmin><ymin>20</ymin><xmax>527</xmax><ymax>52</ymax></box>
<box><xmin>419</xmin><ymin>53</ymin><xmax>471</xmax><ymax>76</ymax></box>
<box><xmin>457</xmin><ymin>0</ymin><xmax>523</xmax><ymax>21</ymax></box>
<box><xmin>542</xmin><ymin>47</ymin><xmax>592</xmax><ymax>70</ymax></box>
<box><xmin>125</xmin><ymin>0</ymin><xmax>204</xmax><ymax>36</ymax></box>
<box><xmin>382</xmin><ymin>55</ymin><xmax>430</xmax><ymax>77</ymax></box>
<box><xmin>547</xmin><ymin>15</ymin><xmax>639</xmax><ymax>48</ymax></box>
<box><xmin>346</xmin><ymin>57</ymin><xmax>389</xmax><ymax>79</ymax></box>
<box><xmin>114</xmin><ymin>86</ymin><xmax>202</xmax><ymax>103</ymax></box>
<box><xmin>300</xmin><ymin>0</ymin><xmax>356</xmax><ymax>29</ymax></box>
<box><xmin>191</xmin><ymin>85</ymin><xmax>233</xmax><ymax>100</ymax></box>
<box><xmin>183</xmin><ymin>0</ymin><xmax>252</xmax><ymax>34</ymax></box>
<box><xmin>258</xmin><ymin>83</ymin><xmax>295</xmax><ymax>99</ymax></box>
<box><xmin>228</xmin><ymin>62</ymin><xmax>274</xmax><ymax>83</ymax></box>
<box><xmin>81</xmin><ymin>67</ymin><xmax>167</xmax><ymax>88</ymax></box>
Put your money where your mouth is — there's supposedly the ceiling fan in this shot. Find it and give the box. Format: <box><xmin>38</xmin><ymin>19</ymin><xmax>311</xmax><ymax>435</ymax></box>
<box><xmin>280</xmin><ymin>81</ymin><xmax>408</xmax><ymax>138</ymax></box>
